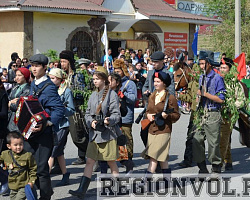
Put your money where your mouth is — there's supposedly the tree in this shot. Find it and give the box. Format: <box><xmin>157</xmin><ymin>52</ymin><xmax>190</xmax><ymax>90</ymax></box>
<box><xmin>201</xmin><ymin>0</ymin><xmax>250</xmax><ymax>60</ymax></box>
<box><xmin>43</xmin><ymin>49</ymin><xmax>59</xmax><ymax>62</ymax></box>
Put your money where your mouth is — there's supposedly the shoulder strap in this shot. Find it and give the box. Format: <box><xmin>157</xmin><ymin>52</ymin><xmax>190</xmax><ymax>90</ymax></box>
<box><xmin>122</xmin><ymin>80</ymin><xmax>130</xmax><ymax>93</ymax></box>
<box><xmin>9</xmin><ymin>150</ymin><xmax>22</xmax><ymax>168</ymax></box>
<box><xmin>9</xmin><ymin>150</ymin><xmax>28</xmax><ymax>177</ymax></box>
<box><xmin>33</xmin><ymin>82</ymin><xmax>52</xmax><ymax>98</ymax></box>
<box><xmin>163</xmin><ymin>92</ymin><xmax>170</xmax><ymax>112</ymax></box>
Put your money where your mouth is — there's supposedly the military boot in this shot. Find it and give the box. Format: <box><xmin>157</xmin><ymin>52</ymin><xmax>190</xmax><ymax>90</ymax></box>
<box><xmin>69</xmin><ymin>176</ymin><xmax>91</xmax><ymax>199</ymax></box>
<box><xmin>197</xmin><ymin>160</ymin><xmax>209</xmax><ymax>174</ymax></box>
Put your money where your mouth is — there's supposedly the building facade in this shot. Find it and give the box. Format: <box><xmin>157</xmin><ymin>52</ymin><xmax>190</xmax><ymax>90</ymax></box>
<box><xmin>0</xmin><ymin>0</ymin><xmax>220</xmax><ymax>67</ymax></box>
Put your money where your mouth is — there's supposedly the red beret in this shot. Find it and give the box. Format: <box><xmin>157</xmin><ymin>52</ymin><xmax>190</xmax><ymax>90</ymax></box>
<box><xmin>17</xmin><ymin>68</ymin><xmax>30</xmax><ymax>83</ymax></box>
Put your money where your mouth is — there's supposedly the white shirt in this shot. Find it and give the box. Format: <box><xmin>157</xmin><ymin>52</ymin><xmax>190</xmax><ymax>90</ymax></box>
<box><xmin>34</xmin><ymin>75</ymin><xmax>48</xmax><ymax>85</ymax></box>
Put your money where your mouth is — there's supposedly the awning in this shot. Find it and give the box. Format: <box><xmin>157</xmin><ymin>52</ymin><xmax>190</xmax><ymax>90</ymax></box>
<box><xmin>106</xmin><ymin>19</ymin><xmax>163</xmax><ymax>33</ymax></box>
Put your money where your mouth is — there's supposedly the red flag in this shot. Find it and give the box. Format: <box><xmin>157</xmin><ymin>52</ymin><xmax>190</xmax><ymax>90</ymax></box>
<box><xmin>234</xmin><ymin>53</ymin><xmax>246</xmax><ymax>80</ymax></box>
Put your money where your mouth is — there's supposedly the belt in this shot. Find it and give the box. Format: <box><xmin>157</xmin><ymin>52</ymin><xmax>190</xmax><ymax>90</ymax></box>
<box><xmin>207</xmin><ymin>108</ymin><xmax>219</xmax><ymax>112</ymax></box>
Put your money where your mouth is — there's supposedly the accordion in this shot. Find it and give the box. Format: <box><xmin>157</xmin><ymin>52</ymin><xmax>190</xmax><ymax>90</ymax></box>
<box><xmin>14</xmin><ymin>96</ymin><xmax>50</xmax><ymax>139</ymax></box>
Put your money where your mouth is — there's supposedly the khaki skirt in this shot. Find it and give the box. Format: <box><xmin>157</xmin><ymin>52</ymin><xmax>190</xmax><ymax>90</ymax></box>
<box><xmin>141</xmin><ymin>133</ymin><xmax>171</xmax><ymax>162</ymax></box>
<box><xmin>86</xmin><ymin>139</ymin><xmax>118</xmax><ymax>161</ymax></box>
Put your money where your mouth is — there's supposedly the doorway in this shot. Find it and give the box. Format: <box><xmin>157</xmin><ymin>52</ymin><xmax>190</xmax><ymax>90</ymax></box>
<box><xmin>109</xmin><ymin>41</ymin><xmax>121</xmax><ymax>58</ymax></box>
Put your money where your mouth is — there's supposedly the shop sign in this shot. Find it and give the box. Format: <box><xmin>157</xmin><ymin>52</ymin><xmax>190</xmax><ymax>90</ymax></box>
<box><xmin>164</xmin><ymin>32</ymin><xmax>188</xmax><ymax>60</ymax></box>
<box><xmin>177</xmin><ymin>0</ymin><xmax>204</xmax><ymax>15</ymax></box>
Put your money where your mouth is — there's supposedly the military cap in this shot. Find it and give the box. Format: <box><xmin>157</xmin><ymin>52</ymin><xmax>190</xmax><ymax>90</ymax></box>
<box><xmin>199</xmin><ymin>51</ymin><xmax>208</xmax><ymax>60</ymax></box>
<box><xmin>77</xmin><ymin>58</ymin><xmax>91</xmax><ymax>66</ymax></box>
<box><xmin>29</xmin><ymin>54</ymin><xmax>48</xmax><ymax>65</ymax></box>
<box><xmin>199</xmin><ymin>51</ymin><xmax>220</xmax><ymax>67</ymax></box>
<box><xmin>151</xmin><ymin>51</ymin><xmax>165</xmax><ymax>61</ymax></box>
<box><xmin>153</xmin><ymin>71</ymin><xmax>171</xmax><ymax>87</ymax></box>
<box><xmin>96</xmin><ymin>66</ymin><xmax>108</xmax><ymax>76</ymax></box>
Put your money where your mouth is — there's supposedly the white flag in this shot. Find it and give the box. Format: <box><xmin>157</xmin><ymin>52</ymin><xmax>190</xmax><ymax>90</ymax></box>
<box><xmin>101</xmin><ymin>24</ymin><xmax>107</xmax><ymax>46</ymax></box>
<box><xmin>101</xmin><ymin>24</ymin><xmax>109</xmax><ymax>73</ymax></box>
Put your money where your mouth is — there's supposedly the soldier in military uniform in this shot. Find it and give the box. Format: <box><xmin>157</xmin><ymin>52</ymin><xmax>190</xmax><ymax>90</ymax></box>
<box><xmin>0</xmin><ymin>132</ymin><xmax>37</xmax><ymax>200</ymax></box>
<box><xmin>178</xmin><ymin>64</ymin><xmax>201</xmax><ymax>168</ymax></box>
<box><xmin>220</xmin><ymin>58</ymin><xmax>246</xmax><ymax>171</ymax></box>
<box><xmin>192</xmin><ymin>51</ymin><xmax>226</xmax><ymax>174</ymax></box>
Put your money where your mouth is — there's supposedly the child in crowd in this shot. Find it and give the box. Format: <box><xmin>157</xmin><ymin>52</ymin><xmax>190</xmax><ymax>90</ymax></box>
<box><xmin>1</xmin><ymin>68</ymin><xmax>12</xmax><ymax>92</ymax></box>
<box><xmin>128</xmin><ymin>63</ymin><xmax>136</xmax><ymax>81</ymax></box>
<box><xmin>147</xmin><ymin>59</ymin><xmax>154</xmax><ymax>71</ymax></box>
<box><xmin>48</xmin><ymin>68</ymin><xmax>75</xmax><ymax>186</ymax></box>
<box><xmin>1</xmin><ymin>68</ymin><xmax>8</xmax><ymax>83</ymax></box>
<box><xmin>0</xmin><ymin>132</ymin><xmax>37</xmax><ymax>200</ymax></box>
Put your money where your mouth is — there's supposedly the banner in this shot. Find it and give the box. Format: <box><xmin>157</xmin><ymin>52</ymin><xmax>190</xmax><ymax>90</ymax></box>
<box><xmin>164</xmin><ymin>32</ymin><xmax>188</xmax><ymax>60</ymax></box>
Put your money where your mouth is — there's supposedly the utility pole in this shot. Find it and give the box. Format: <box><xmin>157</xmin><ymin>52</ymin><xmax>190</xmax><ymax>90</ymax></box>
<box><xmin>235</xmin><ymin>0</ymin><xmax>241</xmax><ymax>57</ymax></box>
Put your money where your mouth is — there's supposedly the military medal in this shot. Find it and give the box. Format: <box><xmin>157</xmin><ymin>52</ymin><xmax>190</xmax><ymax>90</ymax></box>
<box><xmin>9</xmin><ymin>163</ymin><xmax>14</xmax><ymax>169</ymax></box>
<box><xmin>8</xmin><ymin>163</ymin><xmax>14</xmax><ymax>174</ymax></box>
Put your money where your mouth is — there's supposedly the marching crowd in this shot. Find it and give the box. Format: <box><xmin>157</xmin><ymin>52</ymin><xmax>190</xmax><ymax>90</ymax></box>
<box><xmin>0</xmin><ymin>48</ymin><xmax>249</xmax><ymax>199</ymax></box>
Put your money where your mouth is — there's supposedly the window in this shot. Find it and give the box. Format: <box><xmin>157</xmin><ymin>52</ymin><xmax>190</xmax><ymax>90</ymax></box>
<box><xmin>70</xmin><ymin>31</ymin><xmax>93</xmax><ymax>60</ymax></box>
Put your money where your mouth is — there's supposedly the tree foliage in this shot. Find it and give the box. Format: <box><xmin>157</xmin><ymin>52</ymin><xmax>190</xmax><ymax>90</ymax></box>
<box><xmin>43</xmin><ymin>49</ymin><xmax>59</xmax><ymax>62</ymax></box>
<box><xmin>203</xmin><ymin>0</ymin><xmax>250</xmax><ymax>60</ymax></box>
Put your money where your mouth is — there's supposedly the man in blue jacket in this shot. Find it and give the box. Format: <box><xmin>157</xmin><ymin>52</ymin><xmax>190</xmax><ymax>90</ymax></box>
<box><xmin>113</xmin><ymin>59</ymin><xmax>137</xmax><ymax>162</ymax></box>
<box><xmin>193</xmin><ymin>51</ymin><xmax>226</xmax><ymax>174</ymax></box>
<box><xmin>24</xmin><ymin>54</ymin><xmax>64</xmax><ymax>200</ymax></box>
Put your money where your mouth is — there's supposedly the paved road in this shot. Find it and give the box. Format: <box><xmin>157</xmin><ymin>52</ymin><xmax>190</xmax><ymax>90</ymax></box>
<box><xmin>1</xmin><ymin>113</ymin><xmax>250</xmax><ymax>200</ymax></box>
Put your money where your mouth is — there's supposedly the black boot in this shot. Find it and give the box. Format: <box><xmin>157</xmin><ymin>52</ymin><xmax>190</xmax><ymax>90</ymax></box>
<box><xmin>155</xmin><ymin>162</ymin><xmax>162</xmax><ymax>173</ymax></box>
<box><xmin>225</xmin><ymin>163</ymin><xmax>233</xmax><ymax>171</ymax></box>
<box><xmin>120</xmin><ymin>160</ymin><xmax>134</xmax><ymax>174</ymax></box>
<box><xmin>69</xmin><ymin>176</ymin><xmax>91</xmax><ymax>199</ymax></box>
<box><xmin>56</xmin><ymin>172</ymin><xmax>70</xmax><ymax>187</ymax></box>
<box><xmin>178</xmin><ymin>160</ymin><xmax>192</xmax><ymax>168</ymax></box>
<box><xmin>211</xmin><ymin>164</ymin><xmax>221</xmax><ymax>174</ymax></box>
<box><xmin>161</xmin><ymin>168</ymin><xmax>171</xmax><ymax>189</ymax></box>
<box><xmin>197</xmin><ymin>161</ymin><xmax>209</xmax><ymax>174</ymax></box>
<box><xmin>162</xmin><ymin>168</ymin><xmax>171</xmax><ymax>175</ymax></box>
<box><xmin>99</xmin><ymin>161</ymin><xmax>108</xmax><ymax>174</ymax></box>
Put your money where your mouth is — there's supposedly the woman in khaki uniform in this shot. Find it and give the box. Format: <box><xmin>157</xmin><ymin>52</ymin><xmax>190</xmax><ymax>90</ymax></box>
<box><xmin>142</xmin><ymin>71</ymin><xmax>180</xmax><ymax>176</ymax></box>
<box><xmin>69</xmin><ymin>67</ymin><xmax>121</xmax><ymax>199</ymax></box>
